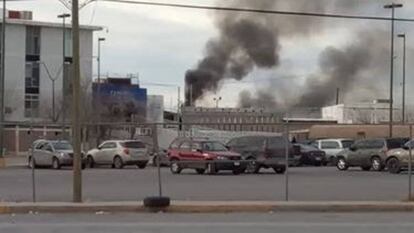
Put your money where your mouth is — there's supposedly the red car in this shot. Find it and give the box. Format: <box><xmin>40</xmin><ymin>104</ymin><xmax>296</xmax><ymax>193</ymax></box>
<box><xmin>167</xmin><ymin>138</ymin><xmax>246</xmax><ymax>175</ymax></box>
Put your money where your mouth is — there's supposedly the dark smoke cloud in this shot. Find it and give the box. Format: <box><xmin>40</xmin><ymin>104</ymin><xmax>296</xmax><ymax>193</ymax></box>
<box><xmin>185</xmin><ymin>15</ymin><xmax>280</xmax><ymax>103</ymax></box>
<box><xmin>238</xmin><ymin>89</ymin><xmax>279</xmax><ymax>109</ymax></box>
<box><xmin>186</xmin><ymin>0</ymin><xmax>406</xmax><ymax>107</ymax></box>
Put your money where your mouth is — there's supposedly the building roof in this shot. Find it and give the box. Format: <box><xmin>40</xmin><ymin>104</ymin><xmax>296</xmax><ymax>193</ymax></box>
<box><xmin>4</xmin><ymin>18</ymin><xmax>102</xmax><ymax>31</ymax></box>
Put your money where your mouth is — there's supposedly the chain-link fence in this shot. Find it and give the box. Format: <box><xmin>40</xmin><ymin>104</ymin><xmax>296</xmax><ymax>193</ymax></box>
<box><xmin>1</xmin><ymin>119</ymin><xmax>414</xmax><ymax>202</ymax></box>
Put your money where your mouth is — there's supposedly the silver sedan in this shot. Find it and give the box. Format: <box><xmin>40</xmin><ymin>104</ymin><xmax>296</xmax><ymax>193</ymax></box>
<box><xmin>28</xmin><ymin>140</ymin><xmax>85</xmax><ymax>169</ymax></box>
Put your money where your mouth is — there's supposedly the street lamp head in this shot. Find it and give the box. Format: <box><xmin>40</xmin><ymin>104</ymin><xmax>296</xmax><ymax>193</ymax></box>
<box><xmin>398</xmin><ymin>34</ymin><xmax>406</xmax><ymax>38</ymax></box>
<box><xmin>384</xmin><ymin>3</ymin><xmax>403</xmax><ymax>9</ymax></box>
<box><xmin>57</xmin><ymin>13</ymin><xmax>71</xmax><ymax>18</ymax></box>
<box><xmin>98</xmin><ymin>37</ymin><xmax>106</xmax><ymax>42</ymax></box>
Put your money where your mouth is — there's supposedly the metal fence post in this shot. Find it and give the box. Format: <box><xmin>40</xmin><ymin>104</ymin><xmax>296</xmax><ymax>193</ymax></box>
<box><xmin>29</xmin><ymin>125</ymin><xmax>36</xmax><ymax>203</ymax></box>
<box><xmin>152</xmin><ymin>123</ymin><xmax>162</xmax><ymax>197</ymax></box>
<box><xmin>284</xmin><ymin>113</ymin><xmax>289</xmax><ymax>202</ymax></box>
<box><xmin>409</xmin><ymin>124</ymin><xmax>412</xmax><ymax>200</ymax></box>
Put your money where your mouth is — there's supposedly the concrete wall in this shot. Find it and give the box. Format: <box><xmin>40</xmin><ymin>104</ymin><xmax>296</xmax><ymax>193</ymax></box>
<box><xmin>4</xmin><ymin>24</ymin><xmax>26</xmax><ymax>122</ymax></box>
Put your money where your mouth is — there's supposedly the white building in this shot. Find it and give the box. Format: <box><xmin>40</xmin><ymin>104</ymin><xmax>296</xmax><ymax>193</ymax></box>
<box><xmin>322</xmin><ymin>100</ymin><xmax>394</xmax><ymax>124</ymax></box>
<box><xmin>147</xmin><ymin>95</ymin><xmax>164</xmax><ymax>123</ymax></box>
<box><xmin>2</xmin><ymin>10</ymin><xmax>101</xmax><ymax>122</ymax></box>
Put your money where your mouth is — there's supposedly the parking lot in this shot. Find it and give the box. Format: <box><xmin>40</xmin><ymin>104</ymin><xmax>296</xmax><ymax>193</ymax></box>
<box><xmin>0</xmin><ymin>166</ymin><xmax>412</xmax><ymax>202</ymax></box>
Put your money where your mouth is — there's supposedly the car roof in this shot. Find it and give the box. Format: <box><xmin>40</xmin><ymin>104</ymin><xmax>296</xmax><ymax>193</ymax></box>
<box><xmin>102</xmin><ymin>140</ymin><xmax>143</xmax><ymax>143</ymax></box>
<box><xmin>317</xmin><ymin>138</ymin><xmax>354</xmax><ymax>141</ymax></box>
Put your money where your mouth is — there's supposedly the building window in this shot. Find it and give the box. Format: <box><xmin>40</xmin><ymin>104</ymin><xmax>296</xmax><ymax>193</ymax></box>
<box><xmin>26</xmin><ymin>26</ymin><xmax>41</xmax><ymax>57</ymax></box>
<box><xmin>25</xmin><ymin>94</ymin><xmax>39</xmax><ymax>117</ymax></box>
<box><xmin>25</xmin><ymin>62</ymin><xmax>40</xmax><ymax>94</ymax></box>
<box><xmin>64</xmin><ymin>29</ymin><xmax>73</xmax><ymax>57</ymax></box>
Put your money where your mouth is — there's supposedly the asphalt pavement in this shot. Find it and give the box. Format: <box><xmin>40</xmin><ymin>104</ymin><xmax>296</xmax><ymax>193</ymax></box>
<box><xmin>0</xmin><ymin>166</ymin><xmax>413</xmax><ymax>202</ymax></box>
<box><xmin>1</xmin><ymin>212</ymin><xmax>414</xmax><ymax>233</ymax></box>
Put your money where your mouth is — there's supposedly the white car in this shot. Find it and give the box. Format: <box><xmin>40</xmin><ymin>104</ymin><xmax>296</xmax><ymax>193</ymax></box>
<box><xmin>312</xmin><ymin>139</ymin><xmax>354</xmax><ymax>165</ymax></box>
<box><xmin>86</xmin><ymin>140</ymin><xmax>149</xmax><ymax>169</ymax></box>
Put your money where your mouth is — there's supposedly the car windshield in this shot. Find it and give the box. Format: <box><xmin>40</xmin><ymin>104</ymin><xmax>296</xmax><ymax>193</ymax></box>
<box><xmin>52</xmin><ymin>142</ymin><xmax>73</xmax><ymax>150</ymax></box>
<box><xmin>341</xmin><ymin>140</ymin><xmax>354</xmax><ymax>149</ymax></box>
<box><xmin>121</xmin><ymin>141</ymin><xmax>145</xmax><ymax>149</ymax></box>
<box><xmin>202</xmin><ymin>142</ymin><xmax>228</xmax><ymax>152</ymax></box>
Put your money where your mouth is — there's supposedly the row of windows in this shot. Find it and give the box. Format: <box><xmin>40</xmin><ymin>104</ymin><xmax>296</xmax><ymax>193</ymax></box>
<box><xmin>24</xmin><ymin>26</ymin><xmax>40</xmax><ymax>118</ymax></box>
<box><xmin>189</xmin><ymin>116</ymin><xmax>278</xmax><ymax>124</ymax></box>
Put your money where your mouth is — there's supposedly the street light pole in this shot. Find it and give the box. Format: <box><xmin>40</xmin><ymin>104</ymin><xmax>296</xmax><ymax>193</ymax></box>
<box><xmin>384</xmin><ymin>3</ymin><xmax>403</xmax><ymax>137</ymax></box>
<box><xmin>398</xmin><ymin>33</ymin><xmax>406</xmax><ymax>124</ymax></box>
<box><xmin>58</xmin><ymin>13</ymin><xmax>70</xmax><ymax>137</ymax></box>
<box><xmin>0</xmin><ymin>0</ymin><xmax>7</xmax><ymax>157</ymax></box>
<box><xmin>96</xmin><ymin>37</ymin><xmax>105</xmax><ymax>146</ymax></box>
<box><xmin>213</xmin><ymin>97</ymin><xmax>222</xmax><ymax>108</ymax></box>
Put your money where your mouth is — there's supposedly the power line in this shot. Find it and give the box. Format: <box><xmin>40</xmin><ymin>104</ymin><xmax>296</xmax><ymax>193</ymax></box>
<box><xmin>98</xmin><ymin>0</ymin><xmax>414</xmax><ymax>22</ymax></box>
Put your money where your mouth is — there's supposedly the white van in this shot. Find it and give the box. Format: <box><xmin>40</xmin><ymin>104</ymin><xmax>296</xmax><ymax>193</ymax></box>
<box><xmin>312</xmin><ymin>139</ymin><xmax>354</xmax><ymax>165</ymax></box>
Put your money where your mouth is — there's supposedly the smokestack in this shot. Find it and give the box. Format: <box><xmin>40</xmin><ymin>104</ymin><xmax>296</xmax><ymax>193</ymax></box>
<box><xmin>336</xmin><ymin>88</ymin><xmax>340</xmax><ymax>105</ymax></box>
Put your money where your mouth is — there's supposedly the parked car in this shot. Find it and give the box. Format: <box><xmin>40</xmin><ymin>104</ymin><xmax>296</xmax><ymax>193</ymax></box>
<box><xmin>295</xmin><ymin>144</ymin><xmax>327</xmax><ymax>166</ymax></box>
<box><xmin>312</xmin><ymin>139</ymin><xmax>354</xmax><ymax>165</ymax></box>
<box><xmin>226</xmin><ymin>135</ymin><xmax>300</xmax><ymax>174</ymax></box>
<box><xmin>28</xmin><ymin>139</ymin><xmax>85</xmax><ymax>169</ymax></box>
<box><xmin>167</xmin><ymin>138</ymin><xmax>245</xmax><ymax>175</ymax></box>
<box><xmin>385</xmin><ymin>139</ymin><xmax>414</xmax><ymax>174</ymax></box>
<box><xmin>86</xmin><ymin>140</ymin><xmax>149</xmax><ymax>169</ymax></box>
<box><xmin>336</xmin><ymin>138</ymin><xmax>409</xmax><ymax>171</ymax></box>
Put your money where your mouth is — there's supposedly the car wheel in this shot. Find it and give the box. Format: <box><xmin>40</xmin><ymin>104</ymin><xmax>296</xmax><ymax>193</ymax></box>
<box><xmin>207</xmin><ymin>162</ymin><xmax>217</xmax><ymax>175</ymax></box>
<box><xmin>371</xmin><ymin>157</ymin><xmax>383</xmax><ymax>171</ymax></box>
<box><xmin>137</xmin><ymin>163</ymin><xmax>147</xmax><ymax>169</ymax></box>
<box><xmin>28</xmin><ymin>157</ymin><xmax>36</xmax><ymax>169</ymax></box>
<box><xmin>273</xmin><ymin>166</ymin><xmax>286</xmax><ymax>174</ymax></box>
<box><xmin>245</xmin><ymin>157</ymin><xmax>260</xmax><ymax>174</ymax></box>
<box><xmin>86</xmin><ymin>155</ymin><xmax>95</xmax><ymax>168</ymax></box>
<box><xmin>195</xmin><ymin>168</ymin><xmax>206</xmax><ymax>174</ymax></box>
<box><xmin>387</xmin><ymin>157</ymin><xmax>401</xmax><ymax>174</ymax></box>
<box><xmin>170</xmin><ymin>159</ymin><xmax>182</xmax><ymax>174</ymax></box>
<box><xmin>52</xmin><ymin>157</ymin><xmax>61</xmax><ymax>170</ymax></box>
<box><xmin>336</xmin><ymin>157</ymin><xmax>348</xmax><ymax>171</ymax></box>
<box><xmin>113</xmin><ymin>156</ymin><xmax>124</xmax><ymax>169</ymax></box>
<box><xmin>361</xmin><ymin>165</ymin><xmax>371</xmax><ymax>171</ymax></box>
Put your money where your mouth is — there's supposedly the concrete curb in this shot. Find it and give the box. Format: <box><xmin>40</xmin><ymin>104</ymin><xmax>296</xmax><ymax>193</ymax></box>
<box><xmin>2</xmin><ymin>201</ymin><xmax>414</xmax><ymax>214</ymax></box>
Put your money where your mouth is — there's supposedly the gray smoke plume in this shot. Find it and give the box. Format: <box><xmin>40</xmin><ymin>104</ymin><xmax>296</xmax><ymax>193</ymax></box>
<box><xmin>186</xmin><ymin>0</ymin><xmax>406</xmax><ymax>107</ymax></box>
<box><xmin>185</xmin><ymin>0</ymin><xmax>337</xmax><ymax>105</ymax></box>
<box><xmin>296</xmin><ymin>29</ymin><xmax>390</xmax><ymax>107</ymax></box>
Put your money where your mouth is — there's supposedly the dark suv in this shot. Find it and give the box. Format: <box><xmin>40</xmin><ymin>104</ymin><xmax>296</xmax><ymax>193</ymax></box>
<box><xmin>167</xmin><ymin>137</ymin><xmax>245</xmax><ymax>175</ymax></box>
<box><xmin>336</xmin><ymin>138</ymin><xmax>409</xmax><ymax>171</ymax></box>
<box><xmin>226</xmin><ymin>135</ymin><xmax>299</xmax><ymax>174</ymax></box>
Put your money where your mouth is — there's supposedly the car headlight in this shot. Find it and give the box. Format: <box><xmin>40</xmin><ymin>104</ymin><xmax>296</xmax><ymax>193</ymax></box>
<box><xmin>59</xmin><ymin>152</ymin><xmax>67</xmax><ymax>157</ymax></box>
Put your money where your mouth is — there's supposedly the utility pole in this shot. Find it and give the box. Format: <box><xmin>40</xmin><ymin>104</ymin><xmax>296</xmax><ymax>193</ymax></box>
<box><xmin>384</xmin><ymin>3</ymin><xmax>403</xmax><ymax>137</ymax></box>
<box><xmin>0</xmin><ymin>1</ymin><xmax>6</xmax><ymax>157</ymax></box>
<box><xmin>398</xmin><ymin>34</ymin><xmax>406</xmax><ymax>123</ymax></box>
<box><xmin>96</xmin><ymin>37</ymin><xmax>105</xmax><ymax>146</ymax></box>
<box><xmin>72</xmin><ymin>0</ymin><xmax>82</xmax><ymax>203</ymax></box>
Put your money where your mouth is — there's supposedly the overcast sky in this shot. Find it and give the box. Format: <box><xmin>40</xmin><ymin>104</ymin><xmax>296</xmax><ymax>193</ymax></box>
<box><xmin>7</xmin><ymin>0</ymin><xmax>414</xmax><ymax>110</ymax></box>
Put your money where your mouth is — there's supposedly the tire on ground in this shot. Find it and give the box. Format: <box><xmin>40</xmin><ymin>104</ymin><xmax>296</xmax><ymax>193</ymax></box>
<box><xmin>143</xmin><ymin>196</ymin><xmax>171</xmax><ymax>208</ymax></box>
